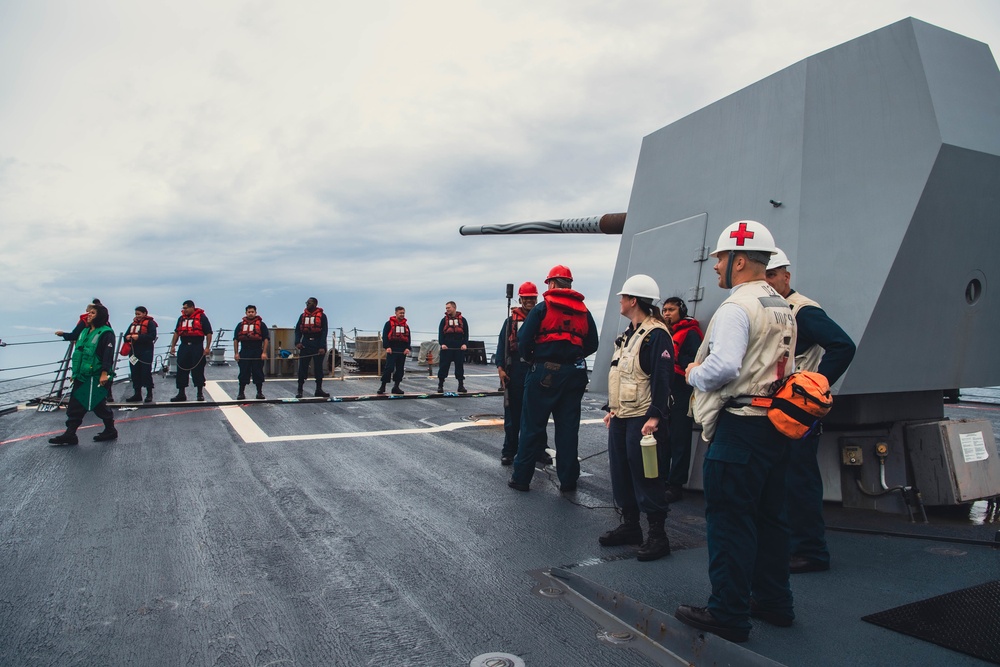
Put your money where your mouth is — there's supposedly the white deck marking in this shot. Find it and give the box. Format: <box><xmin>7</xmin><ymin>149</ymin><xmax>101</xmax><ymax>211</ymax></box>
<box><xmin>205</xmin><ymin>381</ymin><xmax>604</xmax><ymax>444</ymax></box>
<box><xmin>204</xmin><ymin>382</ymin><xmax>270</xmax><ymax>442</ymax></box>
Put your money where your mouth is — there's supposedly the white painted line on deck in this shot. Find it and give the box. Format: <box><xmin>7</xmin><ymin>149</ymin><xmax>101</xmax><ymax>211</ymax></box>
<box><xmin>205</xmin><ymin>381</ymin><xmax>604</xmax><ymax>444</ymax></box>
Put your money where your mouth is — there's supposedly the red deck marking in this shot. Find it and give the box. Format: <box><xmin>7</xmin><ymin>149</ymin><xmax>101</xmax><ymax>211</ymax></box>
<box><xmin>0</xmin><ymin>407</ymin><xmax>220</xmax><ymax>446</ymax></box>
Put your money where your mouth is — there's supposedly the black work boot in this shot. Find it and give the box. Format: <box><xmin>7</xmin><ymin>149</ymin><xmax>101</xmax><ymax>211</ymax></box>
<box><xmin>48</xmin><ymin>431</ymin><xmax>79</xmax><ymax>446</ymax></box>
<box><xmin>144</xmin><ymin>389</ymin><xmax>153</xmax><ymax>403</ymax></box>
<box><xmin>664</xmin><ymin>484</ymin><xmax>684</xmax><ymax>504</ymax></box>
<box><xmin>93</xmin><ymin>424</ymin><xmax>119</xmax><ymax>442</ymax></box>
<box><xmin>125</xmin><ymin>391</ymin><xmax>142</xmax><ymax>403</ymax></box>
<box><xmin>314</xmin><ymin>384</ymin><xmax>330</xmax><ymax>398</ymax></box>
<box><xmin>437</xmin><ymin>380</ymin><xmax>445</xmax><ymax>393</ymax></box>
<box><xmin>377</xmin><ymin>382</ymin><xmax>387</xmax><ymax>395</ymax></box>
<box><xmin>196</xmin><ymin>387</ymin><xmax>205</xmax><ymax>402</ymax></box>
<box><xmin>237</xmin><ymin>385</ymin><xmax>247</xmax><ymax>400</ymax></box>
<box><xmin>599</xmin><ymin>513</ymin><xmax>643</xmax><ymax>546</ymax></box>
<box><xmin>391</xmin><ymin>384</ymin><xmax>404</xmax><ymax>395</ymax></box>
<box><xmin>457</xmin><ymin>381</ymin><xmax>467</xmax><ymax>394</ymax></box>
<box><xmin>295</xmin><ymin>384</ymin><xmax>304</xmax><ymax>399</ymax></box>
<box><xmin>637</xmin><ymin>512</ymin><xmax>671</xmax><ymax>561</ymax></box>
<box><xmin>255</xmin><ymin>386</ymin><xmax>265</xmax><ymax>400</ymax></box>
<box><xmin>170</xmin><ymin>390</ymin><xmax>187</xmax><ymax>402</ymax></box>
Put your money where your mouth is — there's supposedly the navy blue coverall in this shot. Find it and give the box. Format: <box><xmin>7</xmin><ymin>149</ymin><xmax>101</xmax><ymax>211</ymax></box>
<box><xmin>607</xmin><ymin>323</ymin><xmax>673</xmax><ymax>517</ymax></box>
<box><xmin>510</xmin><ymin>300</ymin><xmax>599</xmax><ymax>490</ymax></box>
<box><xmin>787</xmin><ymin>295</ymin><xmax>856</xmax><ymax>567</ymax></box>
<box><xmin>495</xmin><ymin>313</ymin><xmax>548</xmax><ymax>461</ymax></box>
<box><xmin>295</xmin><ymin>311</ymin><xmax>329</xmax><ymax>390</ymax></box>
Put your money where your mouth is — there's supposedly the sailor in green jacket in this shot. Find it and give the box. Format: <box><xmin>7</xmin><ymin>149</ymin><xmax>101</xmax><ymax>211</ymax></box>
<box><xmin>49</xmin><ymin>304</ymin><xmax>119</xmax><ymax>446</ymax></box>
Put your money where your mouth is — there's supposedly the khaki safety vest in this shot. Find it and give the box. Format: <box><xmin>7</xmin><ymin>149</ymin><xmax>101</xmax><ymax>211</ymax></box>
<box><xmin>786</xmin><ymin>291</ymin><xmax>824</xmax><ymax>373</ymax></box>
<box><xmin>608</xmin><ymin>316</ymin><xmax>669</xmax><ymax>419</ymax></box>
<box><xmin>692</xmin><ymin>280</ymin><xmax>796</xmax><ymax>441</ymax></box>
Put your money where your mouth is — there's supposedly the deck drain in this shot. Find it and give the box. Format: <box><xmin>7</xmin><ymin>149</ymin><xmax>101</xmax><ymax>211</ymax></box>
<box><xmin>597</xmin><ymin>629</ymin><xmax>635</xmax><ymax>645</ymax></box>
<box><xmin>470</xmin><ymin>653</ymin><xmax>525</xmax><ymax>667</ymax></box>
<box><xmin>535</xmin><ymin>585</ymin><xmax>565</xmax><ymax>598</ymax></box>
<box><xmin>925</xmin><ymin>546</ymin><xmax>967</xmax><ymax>557</ymax></box>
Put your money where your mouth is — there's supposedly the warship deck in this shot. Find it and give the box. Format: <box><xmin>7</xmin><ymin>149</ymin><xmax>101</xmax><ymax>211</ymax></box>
<box><xmin>0</xmin><ymin>360</ymin><xmax>997</xmax><ymax>666</ymax></box>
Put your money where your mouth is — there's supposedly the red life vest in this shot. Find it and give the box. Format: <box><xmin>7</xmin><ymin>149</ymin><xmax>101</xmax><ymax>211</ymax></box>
<box><xmin>78</xmin><ymin>313</ymin><xmax>90</xmax><ymax>326</ymax></box>
<box><xmin>128</xmin><ymin>316</ymin><xmax>155</xmax><ymax>337</ymax></box>
<box><xmin>507</xmin><ymin>307</ymin><xmax>528</xmax><ymax>355</ymax></box>
<box><xmin>387</xmin><ymin>316</ymin><xmax>410</xmax><ymax>342</ymax></box>
<box><xmin>176</xmin><ymin>308</ymin><xmax>207</xmax><ymax>337</ymax></box>
<box><xmin>237</xmin><ymin>316</ymin><xmax>265</xmax><ymax>341</ymax></box>
<box><xmin>300</xmin><ymin>308</ymin><xmax>324</xmax><ymax>334</ymax></box>
<box><xmin>536</xmin><ymin>289</ymin><xmax>589</xmax><ymax>346</ymax></box>
<box><xmin>442</xmin><ymin>312</ymin><xmax>464</xmax><ymax>335</ymax></box>
<box><xmin>671</xmin><ymin>317</ymin><xmax>704</xmax><ymax>376</ymax></box>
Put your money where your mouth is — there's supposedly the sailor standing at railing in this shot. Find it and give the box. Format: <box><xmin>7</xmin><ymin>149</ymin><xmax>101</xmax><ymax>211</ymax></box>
<box><xmin>294</xmin><ymin>297</ymin><xmax>330</xmax><ymax>399</ymax></box>
<box><xmin>378</xmin><ymin>306</ymin><xmax>411</xmax><ymax>396</ymax></box>
<box><xmin>168</xmin><ymin>300</ymin><xmax>213</xmax><ymax>402</ymax></box>
<box><xmin>234</xmin><ymin>305</ymin><xmax>269</xmax><ymax>400</ymax></box>
<box><xmin>49</xmin><ymin>304</ymin><xmax>118</xmax><ymax>446</ymax></box>
<box><xmin>54</xmin><ymin>299</ymin><xmax>101</xmax><ymax>342</ymax></box>
<box><xmin>123</xmin><ymin>306</ymin><xmax>157</xmax><ymax>403</ymax></box>
<box><xmin>437</xmin><ymin>301</ymin><xmax>469</xmax><ymax>394</ymax></box>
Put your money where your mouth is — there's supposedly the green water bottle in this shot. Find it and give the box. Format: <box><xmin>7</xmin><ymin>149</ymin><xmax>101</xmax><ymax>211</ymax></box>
<box><xmin>640</xmin><ymin>433</ymin><xmax>659</xmax><ymax>478</ymax></box>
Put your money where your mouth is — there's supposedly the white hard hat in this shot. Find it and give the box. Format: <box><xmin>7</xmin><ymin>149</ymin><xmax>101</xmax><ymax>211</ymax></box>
<box><xmin>712</xmin><ymin>220</ymin><xmax>778</xmax><ymax>256</ymax></box>
<box><xmin>767</xmin><ymin>247</ymin><xmax>791</xmax><ymax>270</ymax></box>
<box><xmin>617</xmin><ymin>274</ymin><xmax>660</xmax><ymax>302</ymax></box>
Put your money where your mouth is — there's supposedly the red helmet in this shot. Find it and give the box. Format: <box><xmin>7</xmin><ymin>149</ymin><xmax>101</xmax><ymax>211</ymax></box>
<box><xmin>545</xmin><ymin>265</ymin><xmax>573</xmax><ymax>282</ymax></box>
<box><xmin>518</xmin><ymin>281</ymin><xmax>539</xmax><ymax>297</ymax></box>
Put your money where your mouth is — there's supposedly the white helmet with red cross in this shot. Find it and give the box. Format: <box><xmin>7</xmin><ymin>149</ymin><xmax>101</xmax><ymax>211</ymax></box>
<box><xmin>711</xmin><ymin>220</ymin><xmax>778</xmax><ymax>256</ymax></box>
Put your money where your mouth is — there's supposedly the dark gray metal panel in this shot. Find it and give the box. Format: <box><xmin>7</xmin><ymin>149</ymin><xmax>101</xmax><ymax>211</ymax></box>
<box><xmin>625</xmin><ymin>214</ymin><xmax>709</xmax><ymax>315</ymax></box>
<box><xmin>593</xmin><ymin>18</ymin><xmax>1000</xmax><ymax>398</ymax></box>
<box><xmin>599</xmin><ymin>214</ymin><xmax>711</xmax><ymax>345</ymax></box>
<box><xmin>913</xmin><ymin>19</ymin><xmax>1000</xmax><ymax>155</ymax></box>
<box><xmin>593</xmin><ymin>62</ymin><xmax>808</xmax><ymax>390</ymax></box>
<box><xmin>843</xmin><ymin>145</ymin><xmax>1000</xmax><ymax>393</ymax></box>
<box><xmin>796</xmin><ymin>18</ymin><xmax>941</xmax><ymax>392</ymax></box>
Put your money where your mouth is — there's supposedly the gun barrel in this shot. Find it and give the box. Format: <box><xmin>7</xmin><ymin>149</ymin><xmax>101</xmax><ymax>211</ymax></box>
<box><xmin>459</xmin><ymin>213</ymin><xmax>625</xmax><ymax>236</ymax></box>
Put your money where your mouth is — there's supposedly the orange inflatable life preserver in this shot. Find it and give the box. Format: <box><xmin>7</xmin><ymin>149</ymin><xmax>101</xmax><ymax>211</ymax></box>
<box><xmin>128</xmin><ymin>316</ymin><xmax>155</xmax><ymax>338</ymax></box>
<box><xmin>300</xmin><ymin>308</ymin><xmax>324</xmax><ymax>334</ymax></box>
<box><xmin>387</xmin><ymin>316</ymin><xmax>410</xmax><ymax>342</ymax></box>
<box><xmin>507</xmin><ymin>307</ymin><xmax>528</xmax><ymax>355</ymax></box>
<box><xmin>176</xmin><ymin>309</ymin><xmax>206</xmax><ymax>337</ymax></box>
<box><xmin>670</xmin><ymin>318</ymin><xmax>703</xmax><ymax>376</ymax></box>
<box><xmin>237</xmin><ymin>316</ymin><xmax>265</xmax><ymax>341</ymax></box>
<box><xmin>442</xmin><ymin>312</ymin><xmax>464</xmax><ymax>335</ymax></box>
<box><xmin>536</xmin><ymin>289</ymin><xmax>588</xmax><ymax>347</ymax></box>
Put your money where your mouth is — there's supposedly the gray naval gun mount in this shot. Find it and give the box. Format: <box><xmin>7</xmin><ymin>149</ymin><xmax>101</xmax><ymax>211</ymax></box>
<box><xmin>462</xmin><ymin>18</ymin><xmax>1000</xmax><ymax>516</ymax></box>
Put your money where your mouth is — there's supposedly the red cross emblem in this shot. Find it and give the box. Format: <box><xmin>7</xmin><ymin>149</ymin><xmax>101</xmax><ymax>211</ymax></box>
<box><xmin>729</xmin><ymin>222</ymin><xmax>755</xmax><ymax>246</ymax></box>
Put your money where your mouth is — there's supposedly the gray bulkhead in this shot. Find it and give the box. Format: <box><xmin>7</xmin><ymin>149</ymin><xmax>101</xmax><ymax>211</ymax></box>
<box><xmin>596</xmin><ymin>18</ymin><xmax>1000</xmax><ymax>509</ymax></box>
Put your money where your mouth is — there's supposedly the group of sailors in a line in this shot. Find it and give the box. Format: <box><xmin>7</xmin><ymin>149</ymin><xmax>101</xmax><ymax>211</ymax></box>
<box><xmin>52</xmin><ymin>297</ymin><xmax>334</xmax><ymax>408</ymax></box>
<box><xmin>46</xmin><ymin>218</ymin><xmax>855</xmax><ymax>644</ymax></box>
<box><xmin>45</xmin><ymin>295</ymin><xmax>482</xmax><ymax>437</ymax></box>
<box><xmin>497</xmin><ymin>220</ymin><xmax>855</xmax><ymax>644</ymax></box>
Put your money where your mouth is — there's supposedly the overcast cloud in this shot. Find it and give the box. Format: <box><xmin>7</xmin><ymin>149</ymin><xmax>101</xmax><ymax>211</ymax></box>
<box><xmin>2</xmin><ymin>0</ymin><xmax>998</xmax><ymax>363</ymax></box>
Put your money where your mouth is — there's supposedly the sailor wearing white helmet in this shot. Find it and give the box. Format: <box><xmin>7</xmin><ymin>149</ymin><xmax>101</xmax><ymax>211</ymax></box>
<box><xmin>765</xmin><ymin>248</ymin><xmax>856</xmax><ymax>575</ymax></box>
<box><xmin>674</xmin><ymin>220</ymin><xmax>797</xmax><ymax>643</ymax></box>
<box><xmin>599</xmin><ymin>274</ymin><xmax>675</xmax><ymax>562</ymax></box>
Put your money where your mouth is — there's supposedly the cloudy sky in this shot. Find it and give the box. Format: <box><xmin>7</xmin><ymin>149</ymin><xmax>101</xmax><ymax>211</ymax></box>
<box><xmin>2</xmin><ymin>0</ymin><xmax>998</xmax><ymax>367</ymax></box>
